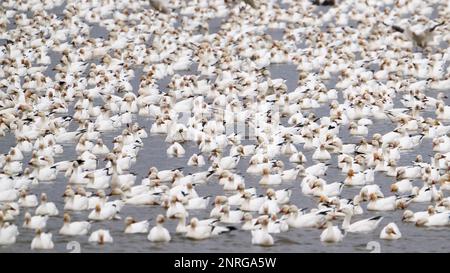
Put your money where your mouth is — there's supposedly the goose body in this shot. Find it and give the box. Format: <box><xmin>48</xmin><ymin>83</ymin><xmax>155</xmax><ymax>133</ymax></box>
<box><xmin>89</xmin><ymin>229</ymin><xmax>113</xmax><ymax>244</ymax></box>
<box><xmin>148</xmin><ymin>215</ymin><xmax>171</xmax><ymax>242</ymax></box>
<box><xmin>342</xmin><ymin>208</ymin><xmax>383</xmax><ymax>233</ymax></box>
<box><xmin>320</xmin><ymin>221</ymin><xmax>344</xmax><ymax>243</ymax></box>
<box><xmin>0</xmin><ymin>223</ymin><xmax>19</xmax><ymax>245</ymax></box>
<box><xmin>31</xmin><ymin>230</ymin><xmax>54</xmax><ymax>250</ymax></box>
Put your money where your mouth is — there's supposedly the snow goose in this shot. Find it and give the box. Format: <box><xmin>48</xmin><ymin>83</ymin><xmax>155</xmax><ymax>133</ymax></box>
<box><xmin>31</xmin><ymin>229</ymin><xmax>54</xmax><ymax>250</ymax></box>
<box><xmin>89</xmin><ymin>229</ymin><xmax>113</xmax><ymax>244</ymax></box>
<box><xmin>148</xmin><ymin>215</ymin><xmax>171</xmax><ymax>242</ymax></box>
<box><xmin>59</xmin><ymin>213</ymin><xmax>91</xmax><ymax>236</ymax></box>
<box><xmin>23</xmin><ymin>212</ymin><xmax>47</xmax><ymax>230</ymax></box>
<box><xmin>251</xmin><ymin>218</ymin><xmax>274</xmax><ymax>246</ymax></box>
<box><xmin>341</xmin><ymin>208</ymin><xmax>383</xmax><ymax>233</ymax></box>
<box><xmin>380</xmin><ymin>223</ymin><xmax>402</xmax><ymax>240</ymax></box>
<box><xmin>0</xmin><ymin>221</ymin><xmax>19</xmax><ymax>245</ymax></box>
<box><xmin>320</xmin><ymin>217</ymin><xmax>344</xmax><ymax>243</ymax></box>
<box><xmin>124</xmin><ymin>216</ymin><xmax>149</xmax><ymax>234</ymax></box>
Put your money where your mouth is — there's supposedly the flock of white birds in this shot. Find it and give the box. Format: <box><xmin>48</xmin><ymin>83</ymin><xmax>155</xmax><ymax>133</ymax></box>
<box><xmin>0</xmin><ymin>0</ymin><xmax>450</xmax><ymax>251</ymax></box>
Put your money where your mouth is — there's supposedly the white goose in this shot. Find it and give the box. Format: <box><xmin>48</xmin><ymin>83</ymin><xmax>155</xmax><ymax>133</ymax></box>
<box><xmin>124</xmin><ymin>216</ymin><xmax>149</xmax><ymax>234</ymax></box>
<box><xmin>259</xmin><ymin>168</ymin><xmax>282</xmax><ymax>185</ymax></box>
<box><xmin>0</xmin><ymin>221</ymin><xmax>19</xmax><ymax>245</ymax></box>
<box><xmin>23</xmin><ymin>212</ymin><xmax>48</xmax><ymax>230</ymax></box>
<box><xmin>367</xmin><ymin>194</ymin><xmax>397</xmax><ymax>211</ymax></box>
<box><xmin>88</xmin><ymin>203</ymin><xmax>120</xmax><ymax>221</ymax></box>
<box><xmin>380</xmin><ymin>222</ymin><xmax>402</xmax><ymax>240</ymax></box>
<box><xmin>341</xmin><ymin>208</ymin><xmax>383</xmax><ymax>233</ymax></box>
<box><xmin>320</xmin><ymin>219</ymin><xmax>344</xmax><ymax>243</ymax></box>
<box><xmin>416</xmin><ymin>211</ymin><xmax>450</xmax><ymax>227</ymax></box>
<box><xmin>148</xmin><ymin>215</ymin><xmax>171</xmax><ymax>242</ymax></box>
<box><xmin>59</xmin><ymin>213</ymin><xmax>91</xmax><ymax>236</ymax></box>
<box><xmin>18</xmin><ymin>191</ymin><xmax>38</xmax><ymax>208</ymax></box>
<box><xmin>185</xmin><ymin>218</ymin><xmax>219</xmax><ymax>240</ymax></box>
<box><xmin>88</xmin><ymin>229</ymin><xmax>114</xmax><ymax>244</ymax></box>
<box><xmin>251</xmin><ymin>218</ymin><xmax>274</xmax><ymax>246</ymax></box>
<box><xmin>220</xmin><ymin>205</ymin><xmax>244</xmax><ymax>224</ymax></box>
<box><xmin>312</xmin><ymin>144</ymin><xmax>331</xmax><ymax>161</ymax></box>
<box><xmin>31</xmin><ymin>229</ymin><xmax>54</xmax><ymax>250</ymax></box>
<box><xmin>287</xmin><ymin>206</ymin><xmax>327</xmax><ymax>228</ymax></box>
<box><xmin>35</xmin><ymin>193</ymin><xmax>59</xmax><ymax>216</ymax></box>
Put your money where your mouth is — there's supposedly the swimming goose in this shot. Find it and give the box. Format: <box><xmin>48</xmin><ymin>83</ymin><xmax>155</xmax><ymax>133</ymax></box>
<box><xmin>241</xmin><ymin>212</ymin><xmax>258</xmax><ymax>231</ymax></box>
<box><xmin>220</xmin><ymin>205</ymin><xmax>244</xmax><ymax>224</ymax></box>
<box><xmin>59</xmin><ymin>213</ymin><xmax>91</xmax><ymax>236</ymax></box>
<box><xmin>185</xmin><ymin>196</ymin><xmax>210</xmax><ymax>210</ymax></box>
<box><xmin>411</xmin><ymin>186</ymin><xmax>432</xmax><ymax>203</ymax></box>
<box><xmin>166</xmin><ymin>196</ymin><xmax>188</xmax><ymax>219</ymax></box>
<box><xmin>148</xmin><ymin>215</ymin><xmax>171</xmax><ymax>242</ymax></box>
<box><xmin>0</xmin><ymin>203</ymin><xmax>19</xmax><ymax>221</ymax></box>
<box><xmin>175</xmin><ymin>215</ymin><xmax>220</xmax><ymax>234</ymax></box>
<box><xmin>0</xmin><ymin>188</ymin><xmax>19</xmax><ymax>202</ymax></box>
<box><xmin>187</xmin><ymin>153</ymin><xmax>206</xmax><ymax>167</ymax></box>
<box><xmin>311</xmin><ymin>180</ymin><xmax>344</xmax><ymax>197</ymax></box>
<box><xmin>320</xmin><ymin>217</ymin><xmax>344</xmax><ymax>243</ymax></box>
<box><xmin>218</xmin><ymin>155</ymin><xmax>240</xmax><ymax>170</ymax></box>
<box><xmin>344</xmin><ymin>169</ymin><xmax>367</xmax><ymax>186</ymax></box>
<box><xmin>124</xmin><ymin>216</ymin><xmax>149</xmax><ymax>234</ymax></box>
<box><xmin>359</xmin><ymin>185</ymin><xmax>384</xmax><ymax>201</ymax></box>
<box><xmin>92</xmin><ymin>139</ymin><xmax>110</xmax><ymax>155</ymax></box>
<box><xmin>273</xmin><ymin>188</ymin><xmax>292</xmax><ymax>205</ymax></box>
<box><xmin>210</xmin><ymin>196</ymin><xmax>228</xmax><ymax>218</ymax></box>
<box><xmin>240</xmin><ymin>192</ymin><xmax>265</xmax><ymax>212</ymax></box>
<box><xmin>251</xmin><ymin>218</ymin><xmax>274</xmax><ymax>246</ymax></box>
<box><xmin>263</xmin><ymin>214</ymin><xmax>289</xmax><ymax>233</ymax></box>
<box><xmin>167</xmin><ymin>142</ymin><xmax>185</xmax><ymax>157</ymax></box>
<box><xmin>0</xmin><ymin>221</ymin><xmax>19</xmax><ymax>245</ymax></box>
<box><xmin>89</xmin><ymin>229</ymin><xmax>113</xmax><ymax>244</ymax></box>
<box><xmin>124</xmin><ymin>191</ymin><xmax>161</xmax><ymax>206</ymax></box>
<box><xmin>367</xmin><ymin>194</ymin><xmax>397</xmax><ymax>211</ymax></box>
<box><xmin>258</xmin><ymin>190</ymin><xmax>280</xmax><ymax>215</ymax></box>
<box><xmin>35</xmin><ymin>193</ymin><xmax>59</xmax><ymax>216</ymax></box>
<box><xmin>341</xmin><ymin>208</ymin><xmax>383</xmax><ymax>233</ymax></box>
<box><xmin>259</xmin><ymin>168</ymin><xmax>282</xmax><ymax>185</ymax></box>
<box><xmin>227</xmin><ymin>184</ymin><xmax>256</xmax><ymax>206</ymax></box>
<box><xmin>88</xmin><ymin>203</ymin><xmax>120</xmax><ymax>221</ymax></box>
<box><xmin>23</xmin><ymin>212</ymin><xmax>48</xmax><ymax>230</ymax></box>
<box><xmin>18</xmin><ymin>190</ymin><xmax>38</xmax><ymax>207</ymax></box>
<box><xmin>390</xmin><ymin>179</ymin><xmax>413</xmax><ymax>194</ymax></box>
<box><xmin>31</xmin><ymin>229</ymin><xmax>54</xmax><ymax>250</ymax></box>
<box><xmin>380</xmin><ymin>223</ymin><xmax>402</xmax><ymax>240</ymax></box>
<box><xmin>287</xmin><ymin>206</ymin><xmax>327</xmax><ymax>228</ymax></box>
<box><xmin>289</xmin><ymin>152</ymin><xmax>307</xmax><ymax>164</ymax></box>
<box><xmin>416</xmin><ymin>211</ymin><xmax>450</xmax><ymax>227</ymax></box>
<box><xmin>305</xmin><ymin>163</ymin><xmax>328</xmax><ymax>177</ymax></box>
<box><xmin>281</xmin><ymin>165</ymin><xmax>304</xmax><ymax>181</ymax></box>
<box><xmin>402</xmin><ymin>206</ymin><xmax>435</xmax><ymax>223</ymax></box>
<box><xmin>312</xmin><ymin>144</ymin><xmax>331</xmax><ymax>161</ymax></box>
<box><xmin>185</xmin><ymin>217</ymin><xmax>234</xmax><ymax>240</ymax></box>
<box><xmin>64</xmin><ymin>187</ymin><xmax>89</xmax><ymax>211</ymax></box>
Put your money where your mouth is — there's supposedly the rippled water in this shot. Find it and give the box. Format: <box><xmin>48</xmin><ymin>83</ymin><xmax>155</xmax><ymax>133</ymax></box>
<box><xmin>1</xmin><ymin>1</ymin><xmax>450</xmax><ymax>253</ymax></box>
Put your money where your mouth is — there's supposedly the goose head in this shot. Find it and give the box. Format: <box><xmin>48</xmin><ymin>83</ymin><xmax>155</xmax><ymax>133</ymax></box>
<box><xmin>124</xmin><ymin>216</ymin><xmax>135</xmax><ymax>227</ymax></box>
<box><xmin>24</xmin><ymin>212</ymin><xmax>31</xmax><ymax>224</ymax></box>
<box><xmin>156</xmin><ymin>214</ymin><xmax>165</xmax><ymax>225</ymax></box>
<box><xmin>189</xmin><ymin>217</ymin><xmax>199</xmax><ymax>229</ymax></box>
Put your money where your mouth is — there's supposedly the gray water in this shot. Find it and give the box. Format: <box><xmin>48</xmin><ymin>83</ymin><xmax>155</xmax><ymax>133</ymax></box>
<box><xmin>1</xmin><ymin>1</ymin><xmax>450</xmax><ymax>253</ymax></box>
